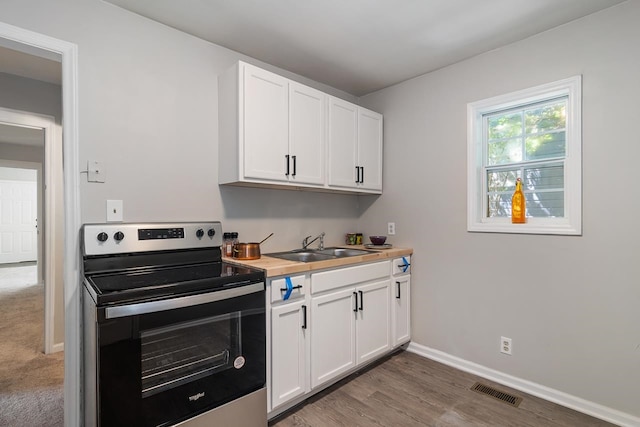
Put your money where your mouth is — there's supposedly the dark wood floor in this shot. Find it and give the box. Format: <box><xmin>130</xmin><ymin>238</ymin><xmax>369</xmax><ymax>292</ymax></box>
<box><xmin>269</xmin><ymin>351</ymin><xmax>614</xmax><ymax>427</ymax></box>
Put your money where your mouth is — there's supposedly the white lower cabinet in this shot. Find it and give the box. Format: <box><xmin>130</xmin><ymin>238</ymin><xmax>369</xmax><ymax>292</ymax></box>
<box><xmin>268</xmin><ymin>258</ymin><xmax>410</xmax><ymax>416</ymax></box>
<box><xmin>271</xmin><ymin>299</ymin><xmax>307</xmax><ymax>408</ymax></box>
<box><xmin>310</xmin><ymin>287</ymin><xmax>357</xmax><ymax>388</ymax></box>
<box><xmin>268</xmin><ymin>274</ymin><xmax>308</xmax><ymax>412</ymax></box>
<box><xmin>309</xmin><ymin>261</ymin><xmax>391</xmax><ymax>389</ymax></box>
<box><xmin>356</xmin><ymin>280</ymin><xmax>391</xmax><ymax>364</ymax></box>
<box><xmin>391</xmin><ymin>256</ymin><xmax>411</xmax><ymax>348</ymax></box>
<box><xmin>392</xmin><ymin>275</ymin><xmax>411</xmax><ymax>347</ymax></box>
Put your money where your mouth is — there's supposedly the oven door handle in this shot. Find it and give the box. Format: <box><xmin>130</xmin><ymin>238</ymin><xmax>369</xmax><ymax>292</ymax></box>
<box><xmin>104</xmin><ymin>282</ymin><xmax>264</xmax><ymax>319</ymax></box>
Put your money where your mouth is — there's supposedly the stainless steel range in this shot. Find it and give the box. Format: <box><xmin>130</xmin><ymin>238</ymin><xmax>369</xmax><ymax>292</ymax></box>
<box><xmin>82</xmin><ymin>222</ymin><xmax>267</xmax><ymax>427</ymax></box>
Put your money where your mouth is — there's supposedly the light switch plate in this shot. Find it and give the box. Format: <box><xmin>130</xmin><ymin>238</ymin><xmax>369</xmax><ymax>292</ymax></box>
<box><xmin>88</xmin><ymin>161</ymin><xmax>105</xmax><ymax>183</ymax></box>
<box><xmin>106</xmin><ymin>200</ymin><xmax>123</xmax><ymax>222</ymax></box>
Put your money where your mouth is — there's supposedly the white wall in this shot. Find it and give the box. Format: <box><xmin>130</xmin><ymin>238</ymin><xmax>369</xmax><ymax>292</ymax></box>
<box><xmin>359</xmin><ymin>1</ymin><xmax>639</xmax><ymax>419</ymax></box>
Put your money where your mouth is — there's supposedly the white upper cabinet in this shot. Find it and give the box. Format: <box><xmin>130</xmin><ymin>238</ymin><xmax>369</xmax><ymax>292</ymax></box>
<box><xmin>219</xmin><ymin>61</ymin><xmax>381</xmax><ymax>194</ymax></box>
<box><xmin>243</xmin><ymin>64</ymin><xmax>289</xmax><ymax>181</ymax></box>
<box><xmin>219</xmin><ymin>61</ymin><xmax>325</xmax><ymax>188</ymax></box>
<box><xmin>357</xmin><ymin>108</ymin><xmax>383</xmax><ymax>191</ymax></box>
<box><xmin>327</xmin><ymin>97</ymin><xmax>358</xmax><ymax>188</ymax></box>
<box><xmin>328</xmin><ymin>96</ymin><xmax>383</xmax><ymax>192</ymax></box>
<box><xmin>289</xmin><ymin>82</ymin><xmax>325</xmax><ymax>185</ymax></box>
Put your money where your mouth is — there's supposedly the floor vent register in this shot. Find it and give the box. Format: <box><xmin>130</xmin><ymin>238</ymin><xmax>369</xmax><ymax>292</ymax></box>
<box><xmin>470</xmin><ymin>382</ymin><xmax>523</xmax><ymax>407</ymax></box>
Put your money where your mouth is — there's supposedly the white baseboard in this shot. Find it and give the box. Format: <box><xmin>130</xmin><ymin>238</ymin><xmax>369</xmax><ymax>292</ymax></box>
<box><xmin>407</xmin><ymin>342</ymin><xmax>640</xmax><ymax>427</ymax></box>
<box><xmin>51</xmin><ymin>342</ymin><xmax>64</xmax><ymax>353</ymax></box>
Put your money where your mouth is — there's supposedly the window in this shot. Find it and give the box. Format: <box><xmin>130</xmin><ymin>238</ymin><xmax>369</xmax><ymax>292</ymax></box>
<box><xmin>467</xmin><ymin>76</ymin><xmax>581</xmax><ymax>235</ymax></box>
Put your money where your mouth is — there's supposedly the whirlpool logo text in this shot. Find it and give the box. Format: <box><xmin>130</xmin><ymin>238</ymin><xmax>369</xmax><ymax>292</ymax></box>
<box><xmin>188</xmin><ymin>392</ymin><xmax>205</xmax><ymax>402</ymax></box>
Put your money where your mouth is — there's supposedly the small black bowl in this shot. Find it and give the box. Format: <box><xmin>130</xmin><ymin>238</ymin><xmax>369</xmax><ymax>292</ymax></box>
<box><xmin>369</xmin><ymin>235</ymin><xmax>387</xmax><ymax>245</ymax></box>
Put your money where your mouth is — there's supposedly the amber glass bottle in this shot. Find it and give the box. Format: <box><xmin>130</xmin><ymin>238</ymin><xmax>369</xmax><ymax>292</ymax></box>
<box><xmin>511</xmin><ymin>177</ymin><xmax>526</xmax><ymax>223</ymax></box>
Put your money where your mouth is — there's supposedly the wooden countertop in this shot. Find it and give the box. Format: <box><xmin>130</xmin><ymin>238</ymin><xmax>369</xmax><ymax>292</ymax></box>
<box><xmin>224</xmin><ymin>245</ymin><xmax>413</xmax><ymax>277</ymax></box>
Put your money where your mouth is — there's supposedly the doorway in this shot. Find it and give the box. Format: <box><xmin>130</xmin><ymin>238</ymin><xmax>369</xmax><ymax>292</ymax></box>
<box><xmin>0</xmin><ymin>20</ymin><xmax>81</xmax><ymax>426</ymax></box>
<box><xmin>0</xmin><ymin>109</ymin><xmax>58</xmax><ymax>354</ymax></box>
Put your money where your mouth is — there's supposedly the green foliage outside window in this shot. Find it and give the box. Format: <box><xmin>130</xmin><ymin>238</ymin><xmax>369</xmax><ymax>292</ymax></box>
<box><xmin>485</xmin><ymin>98</ymin><xmax>566</xmax><ymax>218</ymax></box>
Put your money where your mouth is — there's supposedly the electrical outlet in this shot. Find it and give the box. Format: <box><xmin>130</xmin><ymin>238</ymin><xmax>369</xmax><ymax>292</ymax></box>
<box><xmin>500</xmin><ymin>336</ymin><xmax>512</xmax><ymax>355</ymax></box>
<box><xmin>388</xmin><ymin>222</ymin><xmax>396</xmax><ymax>235</ymax></box>
<box><xmin>106</xmin><ymin>200</ymin><xmax>123</xmax><ymax>222</ymax></box>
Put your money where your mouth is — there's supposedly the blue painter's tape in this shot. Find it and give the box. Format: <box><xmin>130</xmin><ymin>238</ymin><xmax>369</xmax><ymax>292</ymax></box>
<box><xmin>283</xmin><ymin>277</ymin><xmax>293</xmax><ymax>301</ymax></box>
<box><xmin>401</xmin><ymin>256</ymin><xmax>410</xmax><ymax>273</ymax></box>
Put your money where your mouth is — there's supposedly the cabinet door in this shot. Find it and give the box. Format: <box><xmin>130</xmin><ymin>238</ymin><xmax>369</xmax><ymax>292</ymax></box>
<box><xmin>327</xmin><ymin>97</ymin><xmax>358</xmax><ymax>189</ymax></box>
<box><xmin>310</xmin><ymin>288</ymin><xmax>356</xmax><ymax>389</ymax></box>
<box><xmin>355</xmin><ymin>280</ymin><xmax>390</xmax><ymax>364</ymax></box>
<box><xmin>243</xmin><ymin>63</ymin><xmax>289</xmax><ymax>181</ymax></box>
<box><xmin>392</xmin><ymin>276</ymin><xmax>411</xmax><ymax>347</ymax></box>
<box><xmin>357</xmin><ymin>108</ymin><xmax>383</xmax><ymax>191</ymax></box>
<box><xmin>271</xmin><ymin>300</ymin><xmax>307</xmax><ymax>408</ymax></box>
<box><xmin>289</xmin><ymin>82</ymin><xmax>325</xmax><ymax>185</ymax></box>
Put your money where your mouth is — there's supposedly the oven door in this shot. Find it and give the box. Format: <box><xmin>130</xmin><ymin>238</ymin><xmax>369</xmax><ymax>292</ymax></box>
<box><xmin>95</xmin><ymin>282</ymin><xmax>265</xmax><ymax>427</ymax></box>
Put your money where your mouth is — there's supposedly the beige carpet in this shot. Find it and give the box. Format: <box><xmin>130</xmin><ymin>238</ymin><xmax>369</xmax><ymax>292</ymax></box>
<box><xmin>0</xmin><ymin>269</ymin><xmax>64</xmax><ymax>427</ymax></box>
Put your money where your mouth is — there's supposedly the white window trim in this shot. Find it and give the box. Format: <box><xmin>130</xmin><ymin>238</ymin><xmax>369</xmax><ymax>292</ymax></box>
<box><xmin>467</xmin><ymin>76</ymin><xmax>582</xmax><ymax>235</ymax></box>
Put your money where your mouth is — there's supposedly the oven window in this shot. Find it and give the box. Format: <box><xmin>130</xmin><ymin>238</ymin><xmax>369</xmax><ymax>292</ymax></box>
<box><xmin>140</xmin><ymin>312</ymin><xmax>241</xmax><ymax>398</ymax></box>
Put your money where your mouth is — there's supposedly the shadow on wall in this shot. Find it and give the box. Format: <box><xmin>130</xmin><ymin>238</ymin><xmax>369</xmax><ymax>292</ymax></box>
<box><xmin>356</xmin><ymin>194</ymin><xmax>379</xmax><ymax>216</ymax></box>
<box><xmin>220</xmin><ymin>185</ymin><xmax>362</xmax><ymax>220</ymax></box>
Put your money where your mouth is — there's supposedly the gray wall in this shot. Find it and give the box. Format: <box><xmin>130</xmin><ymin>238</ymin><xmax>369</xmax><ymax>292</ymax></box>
<box><xmin>359</xmin><ymin>1</ymin><xmax>639</xmax><ymax>418</ymax></box>
<box><xmin>3</xmin><ymin>0</ymin><xmax>638</xmax><ymax>421</ymax></box>
<box><xmin>0</xmin><ymin>72</ymin><xmax>65</xmax><ymax>347</ymax></box>
<box><xmin>0</xmin><ymin>142</ymin><xmax>44</xmax><ymax>164</ymax></box>
<box><xmin>1</xmin><ymin>0</ymin><xmax>361</xmax><ymax>253</ymax></box>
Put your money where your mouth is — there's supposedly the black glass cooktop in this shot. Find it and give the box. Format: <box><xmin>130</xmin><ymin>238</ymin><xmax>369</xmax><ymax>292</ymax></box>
<box><xmin>85</xmin><ymin>261</ymin><xmax>264</xmax><ymax>305</ymax></box>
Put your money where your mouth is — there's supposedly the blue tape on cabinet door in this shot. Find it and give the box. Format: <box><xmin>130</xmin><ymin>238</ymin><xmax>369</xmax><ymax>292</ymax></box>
<box><xmin>283</xmin><ymin>276</ymin><xmax>293</xmax><ymax>300</ymax></box>
<box><xmin>401</xmin><ymin>256</ymin><xmax>410</xmax><ymax>273</ymax></box>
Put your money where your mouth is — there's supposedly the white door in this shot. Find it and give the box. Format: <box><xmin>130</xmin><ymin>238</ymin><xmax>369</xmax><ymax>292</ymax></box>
<box><xmin>356</xmin><ymin>280</ymin><xmax>390</xmax><ymax>364</ymax></box>
<box><xmin>310</xmin><ymin>288</ymin><xmax>356</xmax><ymax>388</ymax></box>
<box><xmin>0</xmin><ymin>180</ymin><xmax>37</xmax><ymax>264</ymax></box>
<box><xmin>357</xmin><ymin>108</ymin><xmax>383</xmax><ymax>191</ymax></box>
<box><xmin>289</xmin><ymin>82</ymin><xmax>325</xmax><ymax>185</ymax></box>
<box><xmin>242</xmin><ymin>63</ymin><xmax>289</xmax><ymax>181</ymax></box>
<box><xmin>327</xmin><ymin>97</ymin><xmax>358</xmax><ymax>189</ymax></box>
<box><xmin>271</xmin><ymin>300</ymin><xmax>307</xmax><ymax>409</ymax></box>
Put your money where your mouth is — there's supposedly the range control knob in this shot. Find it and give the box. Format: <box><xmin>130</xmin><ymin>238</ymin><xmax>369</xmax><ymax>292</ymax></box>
<box><xmin>207</xmin><ymin>228</ymin><xmax>216</xmax><ymax>238</ymax></box>
<box><xmin>97</xmin><ymin>232</ymin><xmax>108</xmax><ymax>242</ymax></box>
<box><xmin>114</xmin><ymin>231</ymin><xmax>125</xmax><ymax>242</ymax></box>
<box><xmin>196</xmin><ymin>228</ymin><xmax>205</xmax><ymax>239</ymax></box>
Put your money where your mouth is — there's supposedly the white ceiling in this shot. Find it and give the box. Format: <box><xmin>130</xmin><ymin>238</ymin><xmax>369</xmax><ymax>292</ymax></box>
<box><xmin>104</xmin><ymin>0</ymin><xmax>625</xmax><ymax>96</ymax></box>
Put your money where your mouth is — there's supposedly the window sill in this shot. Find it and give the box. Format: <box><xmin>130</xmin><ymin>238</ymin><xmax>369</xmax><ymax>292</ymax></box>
<box><xmin>467</xmin><ymin>218</ymin><xmax>581</xmax><ymax>235</ymax></box>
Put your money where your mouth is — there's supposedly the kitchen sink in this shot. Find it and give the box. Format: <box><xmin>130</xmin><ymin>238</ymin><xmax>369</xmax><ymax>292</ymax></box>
<box><xmin>266</xmin><ymin>247</ymin><xmax>374</xmax><ymax>263</ymax></box>
<box><xmin>266</xmin><ymin>251</ymin><xmax>335</xmax><ymax>263</ymax></box>
<box><xmin>316</xmin><ymin>248</ymin><xmax>372</xmax><ymax>257</ymax></box>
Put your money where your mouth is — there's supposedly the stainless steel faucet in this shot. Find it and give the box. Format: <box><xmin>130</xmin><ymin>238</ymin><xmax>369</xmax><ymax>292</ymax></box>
<box><xmin>302</xmin><ymin>232</ymin><xmax>325</xmax><ymax>250</ymax></box>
